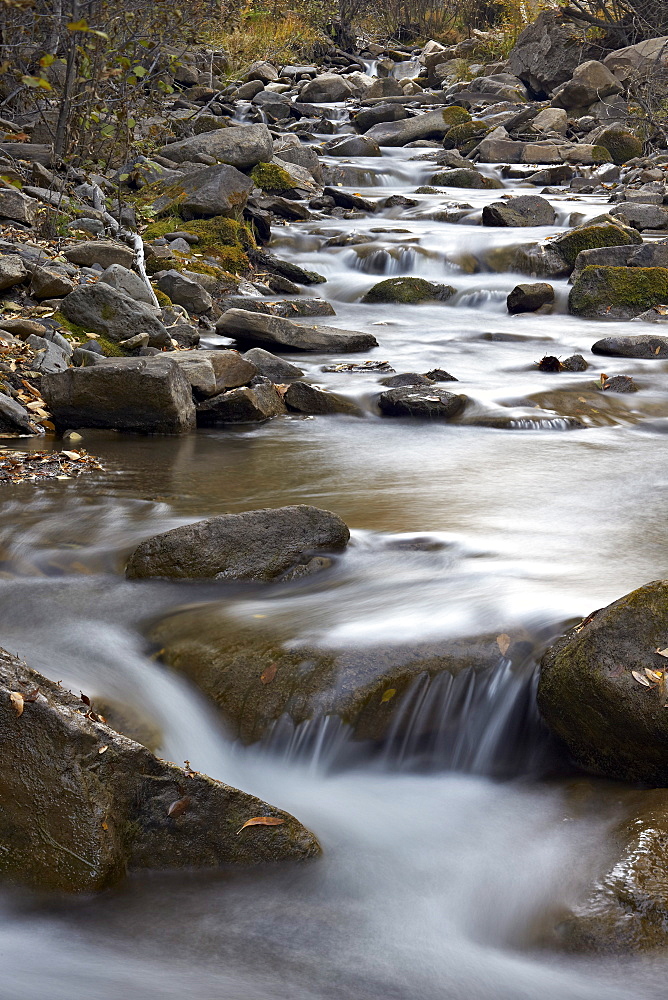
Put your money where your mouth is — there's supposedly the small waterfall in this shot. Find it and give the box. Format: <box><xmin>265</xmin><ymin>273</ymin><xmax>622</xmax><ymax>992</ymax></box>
<box><xmin>455</xmin><ymin>289</ymin><xmax>509</xmax><ymax>310</ymax></box>
<box><xmin>351</xmin><ymin>246</ymin><xmax>417</xmax><ymax>275</ymax></box>
<box><xmin>262</xmin><ymin>660</ymin><xmax>554</xmax><ymax>778</ymax></box>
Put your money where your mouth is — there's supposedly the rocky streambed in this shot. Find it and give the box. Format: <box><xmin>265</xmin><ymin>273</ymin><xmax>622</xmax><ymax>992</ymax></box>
<box><xmin>3</xmin><ymin>14</ymin><xmax>668</xmax><ymax>999</ymax></box>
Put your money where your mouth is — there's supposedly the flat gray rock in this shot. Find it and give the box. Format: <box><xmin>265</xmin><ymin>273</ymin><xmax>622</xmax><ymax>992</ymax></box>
<box><xmin>218</xmin><ymin>308</ymin><xmax>378</xmax><ymax>353</ymax></box>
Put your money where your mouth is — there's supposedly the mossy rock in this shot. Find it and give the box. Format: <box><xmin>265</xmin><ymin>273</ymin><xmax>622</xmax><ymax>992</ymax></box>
<box><xmin>538</xmin><ymin>580</ymin><xmax>668</xmax><ymax>783</ymax></box>
<box><xmin>441</xmin><ymin>106</ymin><xmax>472</xmax><ymax>127</ymax></box>
<box><xmin>595</xmin><ymin>128</ymin><xmax>643</xmax><ymax>165</ymax></box>
<box><xmin>569</xmin><ymin>265</ymin><xmax>668</xmax><ymax>319</ymax></box>
<box><xmin>442</xmin><ymin>120</ymin><xmax>490</xmax><ymax>155</ymax></box>
<box><xmin>53</xmin><ymin>312</ymin><xmax>127</xmax><ymax>357</ymax></box>
<box><xmin>589</xmin><ymin>144</ymin><xmax>614</xmax><ymax>164</ymax></box>
<box><xmin>551</xmin><ymin>223</ymin><xmax>641</xmax><ymax>268</ymax></box>
<box><xmin>143</xmin><ymin>215</ymin><xmax>255</xmax><ymax>274</ymax></box>
<box><xmin>430</xmin><ymin>167</ymin><xmax>503</xmax><ymax>189</ymax></box>
<box><xmin>250</xmin><ymin>161</ymin><xmax>297</xmax><ymax>194</ymax></box>
<box><xmin>150</xmin><ymin>603</ymin><xmax>534</xmax><ymax>746</ymax></box>
<box><xmin>361</xmin><ymin>276</ymin><xmax>456</xmax><ymax>304</ymax></box>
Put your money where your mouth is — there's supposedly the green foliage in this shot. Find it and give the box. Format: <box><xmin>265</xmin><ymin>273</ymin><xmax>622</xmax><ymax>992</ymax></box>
<box><xmin>250</xmin><ymin>162</ymin><xmax>296</xmax><ymax>193</ymax></box>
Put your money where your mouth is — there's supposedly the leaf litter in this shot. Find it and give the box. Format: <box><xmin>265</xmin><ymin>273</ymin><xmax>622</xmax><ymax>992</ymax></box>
<box><xmin>0</xmin><ymin>448</ymin><xmax>103</xmax><ymax>485</ymax></box>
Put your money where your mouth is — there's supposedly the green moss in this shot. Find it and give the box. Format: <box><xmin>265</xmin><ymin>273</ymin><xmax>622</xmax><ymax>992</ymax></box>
<box><xmin>590</xmin><ymin>144</ymin><xmax>614</xmax><ymax>164</ymax></box>
<box><xmin>250</xmin><ymin>161</ymin><xmax>295</xmax><ymax>193</ymax></box>
<box><xmin>552</xmin><ymin>224</ymin><xmax>640</xmax><ymax>267</ymax></box>
<box><xmin>441</xmin><ymin>106</ymin><xmax>471</xmax><ymax>126</ymax></box>
<box><xmin>53</xmin><ymin>312</ymin><xmax>126</xmax><ymax>356</ymax></box>
<box><xmin>361</xmin><ymin>277</ymin><xmax>454</xmax><ymax>304</ymax></box>
<box><xmin>569</xmin><ymin>265</ymin><xmax>668</xmax><ymax>318</ymax></box>
<box><xmin>442</xmin><ymin>120</ymin><xmax>489</xmax><ymax>154</ymax></box>
<box><xmin>143</xmin><ymin>215</ymin><xmax>255</xmax><ymax>276</ymax></box>
<box><xmin>595</xmin><ymin>128</ymin><xmax>644</xmax><ymax>165</ymax></box>
<box><xmin>153</xmin><ymin>288</ymin><xmax>172</xmax><ymax>308</ymax></box>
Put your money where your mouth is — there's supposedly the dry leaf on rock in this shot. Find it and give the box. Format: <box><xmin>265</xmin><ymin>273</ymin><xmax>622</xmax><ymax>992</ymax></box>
<box><xmin>236</xmin><ymin>816</ymin><xmax>285</xmax><ymax>835</ymax></box>
<box><xmin>497</xmin><ymin>633</ymin><xmax>511</xmax><ymax>656</ymax></box>
<box><xmin>9</xmin><ymin>691</ymin><xmax>24</xmax><ymax>716</ymax></box>
<box><xmin>167</xmin><ymin>796</ymin><xmax>191</xmax><ymax>818</ymax></box>
<box><xmin>260</xmin><ymin>662</ymin><xmax>277</xmax><ymax>685</ymax></box>
<box><xmin>632</xmin><ymin>670</ymin><xmax>652</xmax><ymax>687</ymax></box>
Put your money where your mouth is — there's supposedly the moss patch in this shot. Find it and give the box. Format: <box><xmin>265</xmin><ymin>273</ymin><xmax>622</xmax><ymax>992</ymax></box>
<box><xmin>442</xmin><ymin>120</ymin><xmax>490</xmax><ymax>155</ymax></box>
<box><xmin>441</xmin><ymin>106</ymin><xmax>471</xmax><ymax>126</ymax></box>
<box><xmin>250</xmin><ymin>161</ymin><xmax>296</xmax><ymax>193</ymax></box>
<box><xmin>569</xmin><ymin>265</ymin><xmax>668</xmax><ymax>318</ymax></box>
<box><xmin>361</xmin><ymin>277</ymin><xmax>455</xmax><ymax>304</ymax></box>
<box><xmin>595</xmin><ymin>127</ymin><xmax>644</xmax><ymax>165</ymax></box>
<box><xmin>552</xmin><ymin>224</ymin><xmax>640</xmax><ymax>267</ymax></box>
<box><xmin>143</xmin><ymin>215</ymin><xmax>255</xmax><ymax>275</ymax></box>
<box><xmin>53</xmin><ymin>312</ymin><xmax>126</xmax><ymax>356</ymax></box>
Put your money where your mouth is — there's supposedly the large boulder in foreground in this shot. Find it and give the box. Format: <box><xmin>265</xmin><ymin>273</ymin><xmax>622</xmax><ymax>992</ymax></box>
<box><xmin>150</xmin><ymin>603</ymin><xmax>535</xmax><ymax>744</ymax></box>
<box><xmin>0</xmin><ymin>647</ymin><xmax>319</xmax><ymax>892</ymax></box>
<box><xmin>538</xmin><ymin>581</ymin><xmax>668</xmax><ymax>783</ymax></box>
<box><xmin>126</xmin><ymin>504</ymin><xmax>350</xmax><ymax>581</ymax></box>
<box><xmin>217</xmin><ymin>308</ymin><xmax>378</xmax><ymax>353</ymax></box>
<box><xmin>569</xmin><ymin>266</ymin><xmax>668</xmax><ymax>319</ymax></box>
<box><xmin>42</xmin><ymin>357</ymin><xmax>196</xmax><ymax>434</ymax></box>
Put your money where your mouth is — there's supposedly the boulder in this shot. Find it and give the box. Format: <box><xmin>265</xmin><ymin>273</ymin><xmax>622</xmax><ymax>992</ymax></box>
<box><xmin>591</xmin><ymin>333</ymin><xmax>668</xmax><ymax>358</ymax></box>
<box><xmin>30</xmin><ymin>265</ymin><xmax>74</xmax><ymax>299</ymax></box>
<box><xmin>217</xmin><ymin>308</ymin><xmax>378</xmax><ymax>353</ymax></box>
<box><xmin>218</xmin><ymin>296</ymin><xmax>334</xmax><ymax>319</ymax></box>
<box><xmin>126</xmin><ymin>504</ymin><xmax>349</xmax><ymax>581</ymax></box>
<box><xmin>60</xmin><ymin>282</ymin><xmax>171</xmax><ymax>347</ymax></box>
<box><xmin>550</xmin><ymin>222</ymin><xmax>641</xmax><ymax>269</ymax></box>
<box><xmin>0</xmin><ymin>254</ymin><xmax>28</xmax><ymax>290</ymax></box>
<box><xmin>246</xmin><ymin>60</ymin><xmax>279</xmax><ymax>83</ymax></box>
<box><xmin>482</xmin><ymin>195</ymin><xmax>556</xmax><ymax>227</ymax></box>
<box><xmin>363</xmin><ymin>77</ymin><xmax>404</xmax><ymax>99</ymax></box>
<box><xmin>570</xmin><ymin>266</ymin><xmax>668</xmax><ymax>320</ymax></box>
<box><xmin>150</xmin><ymin>603</ymin><xmax>530</xmax><ymax>745</ymax></box>
<box><xmin>594</xmin><ymin>127</ymin><xmax>643</xmax><ymax>164</ymax></box>
<box><xmin>0</xmin><ymin>188</ymin><xmax>38</xmax><ymax>225</ymax></box>
<box><xmin>362</xmin><ymin>277</ymin><xmax>456</xmax><ymax>304</ymax></box>
<box><xmin>571</xmin><ymin>242</ymin><xmax>668</xmax><ymax>282</ymax></box>
<box><xmin>41</xmin><ymin>357</ymin><xmax>196</xmax><ymax>434</ymax></box>
<box><xmin>196</xmin><ymin>378</ymin><xmax>287</xmax><ymax>424</ymax></box>
<box><xmin>98</xmin><ymin>263</ymin><xmax>156</xmax><ymax>305</ymax></box>
<box><xmin>156</xmin><ymin>354</ymin><xmax>217</xmax><ymax>397</ymax></box>
<box><xmin>251</xmin><ymin>252</ymin><xmax>326</xmax><ymax>286</ymax></box>
<box><xmin>551</xmin><ymin>60</ymin><xmax>622</xmax><ymax>110</ymax></box>
<box><xmin>532</xmin><ymin>107</ymin><xmax>568</xmax><ymax>133</ymax></box>
<box><xmin>175</xmin><ymin>164</ymin><xmax>254</xmax><ymax>220</ymax></box>
<box><xmin>156</xmin><ymin>270</ymin><xmax>212</xmax><ymax>314</ymax></box>
<box><xmin>430</xmin><ymin>167</ymin><xmax>502</xmax><ymax>189</ymax></box>
<box><xmin>184</xmin><ymin>348</ymin><xmax>258</xmax><ymax>389</ymax></box>
<box><xmin>610</xmin><ymin>202</ymin><xmax>668</xmax><ymax>231</ymax></box>
<box><xmin>0</xmin><ymin>646</ymin><xmax>319</xmax><ymax>892</ymax></box>
<box><xmin>25</xmin><ymin>334</ymin><xmax>69</xmax><ymax>374</ymax></box>
<box><xmin>508</xmin><ymin>10</ymin><xmax>596</xmax><ymax>97</ymax></box>
<box><xmin>299</xmin><ymin>74</ymin><xmax>354</xmax><ymax>103</ymax></box>
<box><xmin>63</xmin><ymin>240</ymin><xmax>135</xmax><ymax>270</ymax></box>
<box><xmin>353</xmin><ymin>103</ymin><xmax>409</xmax><ymax>133</ymax></box>
<box><xmin>555</xmin><ymin>788</ymin><xmax>668</xmax><ymax>952</ymax></box>
<box><xmin>326</xmin><ymin>135</ymin><xmax>381</xmax><ymax>157</ymax></box>
<box><xmin>366</xmin><ymin>109</ymin><xmax>461</xmax><ymax>146</ymax></box>
<box><xmin>507</xmin><ymin>282</ymin><xmax>554</xmax><ymax>314</ymax></box>
<box><xmin>0</xmin><ymin>392</ymin><xmax>39</xmax><ymax>435</ymax></box>
<box><xmin>378</xmin><ymin>386</ymin><xmax>466</xmax><ymax>418</ymax></box>
<box><xmin>243</xmin><ymin>347</ymin><xmax>304</xmax><ymax>382</ymax></box>
<box><xmin>159</xmin><ymin>123</ymin><xmax>273</xmax><ymax>169</ymax></box>
<box><xmin>603</xmin><ymin>36</ymin><xmax>668</xmax><ymax>84</ymax></box>
<box><xmin>538</xmin><ymin>581</ymin><xmax>668</xmax><ymax>783</ymax></box>
<box><xmin>283</xmin><ymin>381</ymin><xmax>361</xmax><ymax>416</ymax></box>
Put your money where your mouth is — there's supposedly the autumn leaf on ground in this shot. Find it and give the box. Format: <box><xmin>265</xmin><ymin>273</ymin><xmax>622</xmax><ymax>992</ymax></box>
<box><xmin>167</xmin><ymin>796</ymin><xmax>191</xmax><ymax>818</ymax></box>
<box><xmin>656</xmin><ymin>647</ymin><xmax>668</xmax><ymax>658</ymax></box>
<box><xmin>645</xmin><ymin>668</ymin><xmax>663</xmax><ymax>684</ymax></box>
<box><xmin>236</xmin><ymin>817</ymin><xmax>285</xmax><ymax>835</ymax></box>
<box><xmin>632</xmin><ymin>670</ymin><xmax>652</xmax><ymax>687</ymax></box>
<box><xmin>9</xmin><ymin>691</ymin><xmax>24</xmax><ymax>716</ymax></box>
<box><xmin>381</xmin><ymin>688</ymin><xmax>396</xmax><ymax>703</ymax></box>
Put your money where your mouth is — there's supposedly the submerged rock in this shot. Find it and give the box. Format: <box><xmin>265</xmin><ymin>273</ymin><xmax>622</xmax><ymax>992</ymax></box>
<box><xmin>538</xmin><ymin>580</ymin><xmax>668</xmax><ymax>783</ymax></box>
<box><xmin>378</xmin><ymin>386</ymin><xmax>466</xmax><ymax>419</ymax></box>
<box><xmin>126</xmin><ymin>504</ymin><xmax>350</xmax><ymax>581</ymax></box>
<box><xmin>0</xmin><ymin>647</ymin><xmax>319</xmax><ymax>893</ymax></box>
<box><xmin>150</xmin><ymin>605</ymin><xmax>533</xmax><ymax>744</ymax></box>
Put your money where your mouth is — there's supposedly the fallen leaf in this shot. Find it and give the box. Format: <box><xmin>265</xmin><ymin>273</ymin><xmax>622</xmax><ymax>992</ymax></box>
<box><xmin>236</xmin><ymin>816</ymin><xmax>285</xmax><ymax>835</ymax></box>
<box><xmin>61</xmin><ymin>450</ymin><xmax>81</xmax><ymax>460</ymax></box>
<box><xmin>632</xmin><ymin>670</ymin><xmax>652</xmax><ymax>687</ymax></box>
<box><xmin>98</xmin><ymin>745</ymin><xmax>109</xmax><ymax>754</ymax></box>
<box><xmin>9</xmin><ymin>691</ymin><xmax>23</xmax><ymax>716</ymax></box>
<box><xmin>260</xmin><ymin>662</ymin><xmax>277</xmax><ymax>685</ymax></box>
<box><xmin>381</xmin><ymin>688</ymin><xmax>396</xmax><ymax>703</ymax></box>
<box><xmin>645</xmin><ymin>669</ymin><xmax>664</xmax><ymax>683</ymax></box>
<box><xmin>101</xmin><ymin>821</ymin><xmax>108</xmax><ymax>831</ymax></box>
<box><xmin>168</xmin><ymin>795</ymin><xmax>191</xmax><ymax>818</ymax></box>
<box><xmin>80</xmin><ymin>692</ymin><xmax>91</xmax><ymax>706</ymax></box>
<box><xmin>656</xmin><ymin>647</ymin><xmax>668</xmax><ymax>658</ymax></box>
<box><xmin>497</xmin><ymin>633</ymin><xmax>511</xmax><ymax>656</ymax></box>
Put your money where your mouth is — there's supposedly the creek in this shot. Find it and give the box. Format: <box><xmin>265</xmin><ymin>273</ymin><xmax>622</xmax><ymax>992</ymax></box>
<box><xmin>2</xmin><ymin>126</ymin><xmax>668</xmax><ymax>998</ymax></box>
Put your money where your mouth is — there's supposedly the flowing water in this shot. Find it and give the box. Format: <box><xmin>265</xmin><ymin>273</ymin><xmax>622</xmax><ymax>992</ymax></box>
<box><xmin>3</xmin><ymin>116</ymin><xmax>668</xmax><ymax>998</ymax></box>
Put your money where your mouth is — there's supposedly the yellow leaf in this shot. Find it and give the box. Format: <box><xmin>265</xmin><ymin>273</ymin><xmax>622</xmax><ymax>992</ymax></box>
<box><xmin>67</xmin><ymin>18</ymin><xmax>89</xmax><ymax>30</ymax></box>
<box><xmin>381</xmin><ymin>688</ymin><xmax>396</xmax><ymax>703</ymax></box>
<box><xmin>236</xmin><ymin>816</ymin><xmax>285</xmax><ymax>835</ymax></box>
<box><xmin>9</xmin><ymin>691</ymin><xmax>24</xmax><ymax>716</ymax></box>
<box><xmin>496</xmin><ymin>633</ymin><xmax>511</xmax><ymax>656</ymax></box>
<box><xmin>645</xmin><ymin>669</ymin><xmax>663</xmax><ymax>683</ymax></box>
